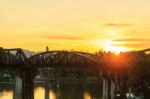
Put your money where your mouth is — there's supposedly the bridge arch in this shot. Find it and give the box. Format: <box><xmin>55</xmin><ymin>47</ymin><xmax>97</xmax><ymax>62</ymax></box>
<box><xmin>23</xmin><ymin>51</ymin><xmax>98</xmax><ymax>69</ymax></box>
<box><xmin>142</xmin><ymin>48</ymin><xmax>150</xmax><ymax>56</ymax></box>
<box><xmin>0</xmin><ymin>48</ymin><xmax>27</xmax><ymax>68</ymax></box>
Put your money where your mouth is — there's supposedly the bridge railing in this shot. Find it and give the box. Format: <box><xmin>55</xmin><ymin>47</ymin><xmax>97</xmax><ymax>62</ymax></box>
<box><xmin>22</xmin><ymin>51</ymin><xmax>98</xmax><ymax>69</ymax></box>
<box><xmin>0</xmin><ymin>48</ymin><xmax>27</xmax><ymax>68</ymax></box>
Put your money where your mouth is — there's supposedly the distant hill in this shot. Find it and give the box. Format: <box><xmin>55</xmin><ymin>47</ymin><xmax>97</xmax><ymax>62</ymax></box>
<box><xmin>22</xmin><ymin>49</ymin><xmax>36</xmax><ymax>58</ymax></box>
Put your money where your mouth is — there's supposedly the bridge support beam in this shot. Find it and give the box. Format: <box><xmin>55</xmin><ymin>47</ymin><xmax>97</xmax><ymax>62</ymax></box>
<box><xmin>22</xmin><ymin>70</ymin><xmax>35</xmax><ymax>99</ymax></box>
<box><xmin>110</xmin><ymin>81</ymin><xmax>116</xmax><ymax>99</ymax></box>
<box><xmin>102</xmin><ymin>78</ymin><xmax>109</xmax><ymax>99</ymax></box>
<box><xmin>13</xmin><ymin>70</ymin><xmax>35</xmax><ymax>99</ymax></box>
<box><xmin>102</xmin><ymin>73</ymin><xmax>116</xmax><ymax>99</ymax></box>
<box><xmin>14</xmin><ymin>77</ymin><xmax>23</xmax><ymax>99</ymax></box>
<box><xmin>45</xmin><ymin>81</ymin><xmax>50</xmax><ymax>99</ymax></box>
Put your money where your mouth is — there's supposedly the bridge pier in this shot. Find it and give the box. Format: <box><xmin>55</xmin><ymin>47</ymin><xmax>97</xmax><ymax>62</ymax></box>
<box><xmin>14</xmin><ymin>77</ymin><xmax>22</xmax><ymax>99</ymax></box>
<box><xmin>45</xmin><ymin>81</ymin><xmax>50</xmax><ymax>99</ymax></box>
<box><xmin>45</xmin><ymin>87</ymin><xmax>49</xmax><ymax>99</ymax></box>
<box><xmin>108</xmin><ymin>78</ymin><xmax>112</xmax><ymax>99</ymax></box>
<box><xmin>102</xmin><ymin>72</ymin><xmax>117</xmax><ymax>99</ymax></box>
<box><xmin>110</xmin><ymin>80</ymin><xmax>116</xmax><ymax>99</ymax></box>
<box><xmin>14</xmin><ymin>70</ymin><xmax>35</xmax><ymax>99</ymax></box>
<box><xmin>22</xmin><ymin>70</ymin><xmax>35</xmax><ymax>99</ymax></box>
<box><xmin>102</xmin><ymin>78</ymin><xmax>110</xmax><ymax>99</ymax></box>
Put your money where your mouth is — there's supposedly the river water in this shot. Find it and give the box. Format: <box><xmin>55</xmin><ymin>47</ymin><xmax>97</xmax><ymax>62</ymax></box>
<box><xmin>0</xmin><ymin>80</ymin><xmax>103</xmax><ymax>99</ymax></box>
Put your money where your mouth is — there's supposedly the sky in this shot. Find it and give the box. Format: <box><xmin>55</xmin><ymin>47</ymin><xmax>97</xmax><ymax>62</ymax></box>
<box><xmin>0</xmin><ymin>0</ymin><xmax>150</xmax><ymax>53</ymax></box>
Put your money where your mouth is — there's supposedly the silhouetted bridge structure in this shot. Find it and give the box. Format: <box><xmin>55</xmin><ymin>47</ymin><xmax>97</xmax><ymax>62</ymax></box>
<box><xmin>0</xmin><ymin>47</ymin><xmax>150</xmax><ymax>99</ymax></box>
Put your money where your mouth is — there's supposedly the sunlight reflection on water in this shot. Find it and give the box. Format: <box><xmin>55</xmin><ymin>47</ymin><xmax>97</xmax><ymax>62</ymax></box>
<box><xmin>49</xmin><ymin>90</ymin><xmax>57</xmax><ymax>99</ymax></box>
<box><xmin>34</xmin><ymin>86</ymin><xmax>59</xmax><ymax>99</ymax></box>
<box><xmin>0</xmin><ymin>82</ymin><xmax>102</xmax><ymax>99</ymax></box>
<box><xmin>0</xmin><ymin>91</ymin><xmax>13</xmax><ymax>99</ymax></box>
<box><xmin>84</xmin><ymin>92</ymin><xmax>92</xmax><ymax>99</ymax></box>
<box><xmin>34</xmin><ymin>86</ymin><xmax>44</xmax><ymax>99</ymax></box>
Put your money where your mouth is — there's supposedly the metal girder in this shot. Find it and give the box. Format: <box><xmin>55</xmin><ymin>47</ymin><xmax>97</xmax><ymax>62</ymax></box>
<box><xmin>0</xmin><ymin>48</ymin><xmax>27</xmax><ymax>69</ymax></box>
<box><xmin>139</xmin><ymin>48</ymin><xmax>150</xmax><ymax>53</ymax></box>
<box><xmin>23</xmin><ymin>51</ymin><xmax>97</xmax><ymax>69</ymax></box>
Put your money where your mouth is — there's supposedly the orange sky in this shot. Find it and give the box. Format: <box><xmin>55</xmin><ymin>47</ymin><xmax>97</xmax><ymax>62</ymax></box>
<box><xmin>0</xmin><ymin>0</ymin><xmax>150</xmax><ymax>52</ymax></box>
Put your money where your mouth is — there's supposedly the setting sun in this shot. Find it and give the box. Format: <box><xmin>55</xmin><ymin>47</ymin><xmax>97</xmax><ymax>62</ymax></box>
<box><xmin>107</xmin><ymin>46</ymin><xmax>129</xmax><ymax>55</ymax></box>
<box><xmin>98</xmin><ymin>40</ymin><xmax>130</xmax><ymax>54</ymax></box>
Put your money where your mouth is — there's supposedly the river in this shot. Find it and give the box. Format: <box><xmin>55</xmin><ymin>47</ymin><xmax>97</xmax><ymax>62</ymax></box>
<box><xmin>0</xmin><ymin>80</ymin><xmax>103</xmax><ymax>99</ymax></box>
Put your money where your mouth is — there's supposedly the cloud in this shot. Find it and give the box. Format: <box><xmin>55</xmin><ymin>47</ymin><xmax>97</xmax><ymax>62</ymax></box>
<box><xmin>112</xmin><ymin>43</ymin><xmax>149</xmax><ymax>48</ymax></box>
<box><xmin>103</xmin><ymin>23</ymin><xmax>132</xmax><ymax>27</ymax></box>
<box><xmin>112</xmin><ymin>38</ymin><xmax>150</xmax><ymax>49</ymax></box>
<box><xmin>113</xmin><ymin>38</ymin><xmax>150</xmax><ymax>42</ymax></box>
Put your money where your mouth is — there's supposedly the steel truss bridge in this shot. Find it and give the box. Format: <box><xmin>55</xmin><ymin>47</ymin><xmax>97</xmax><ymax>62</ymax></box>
<box><xmin>0</xmin><ymin>47</ymin><xmax>150</xmax><ymax>99</ymax></box>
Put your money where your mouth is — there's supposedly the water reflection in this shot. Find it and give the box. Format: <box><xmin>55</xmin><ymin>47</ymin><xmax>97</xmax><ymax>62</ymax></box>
<box><xmin>0</xmin><ymin>83</ymin><xmax>14</xmax><ymax>99</ymax></box>
<box><xmin>49</xmin><ymin>90</ymin><xmax>57</xmax><ymax>99</ymax></box>
<box><xmin>34</xmin><ymin>86</ymin><xmax>45</xmax><ymax>99</ymax></box>
<box><xmin>0</xmin><ymin>81</ymin><xmax>102</xmax><ymax>99</ymax></box>
<box><xmin>84</xmin><ymin>92</ymin><xmax>92</xmax><ymax>99</ymax></box>
<box><xmin>0</xmin><ymin>91</ymin><xmax>13</xmax><ymax>99</ymax></box>
<box><xmin>34</xmin><ymin>81</ymin><xmax>102</xmax><ymax>99</ymax></box>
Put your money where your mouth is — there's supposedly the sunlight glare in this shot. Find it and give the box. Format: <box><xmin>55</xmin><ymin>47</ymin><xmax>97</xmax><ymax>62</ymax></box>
<box><xmin>84</xmin><ymin>92</ymin><xmax>92</xmax><ymax>99</ymax></box>
<box><xmin>34</xmin><ymin>86</ymin><xmax>45</xmax><ymax>99</ymax></box>
<box><xmin>0</xmin><ymin>91</ymin><xmax>13</xmax><ymax>99</ymax></box>
<box><xmin>97</xmin><ymin>40</ymin><xmax>129</xmax><ymax>54</ymax></box>
<box><xmin>49</xmin><ymin>90</ymin><xmax>57</xmax><ymax>99</ymax></box>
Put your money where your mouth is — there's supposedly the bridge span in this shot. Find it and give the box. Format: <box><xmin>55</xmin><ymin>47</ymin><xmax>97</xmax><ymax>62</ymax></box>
<box><xmin>0</xmin><ymin>47</ymin><xmax>150</xmax><ymax>99</ymax></box>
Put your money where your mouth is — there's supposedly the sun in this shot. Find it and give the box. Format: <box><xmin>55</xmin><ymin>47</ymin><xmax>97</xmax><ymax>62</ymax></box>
<box><xmin>97</xmin><ymin>40</ymin><xmax>129</xmax><ymax>55</ymax></box>
<box><xmin>106</xmin><ymin>46</ymin><xmax>128</xmax><ymax>55</ymax></box>
<box><xmin>105</xmin><ymin>41</ymin><xmax>129</xmax><ymax>55</ymax></box>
